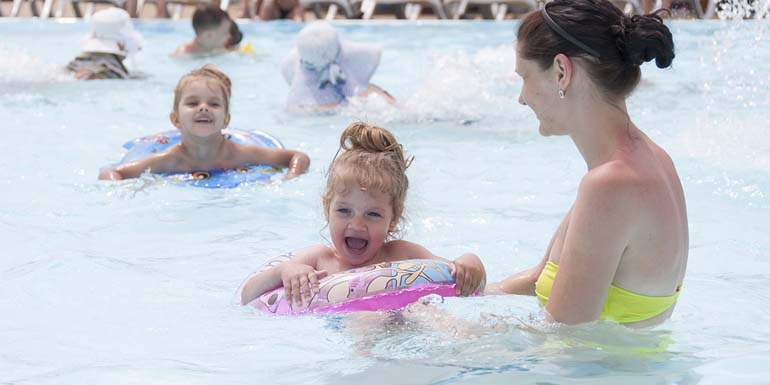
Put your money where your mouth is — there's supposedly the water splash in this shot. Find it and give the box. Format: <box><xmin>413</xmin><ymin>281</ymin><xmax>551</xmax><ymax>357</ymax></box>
<box><xmin>717</xmin><ymin>0</ymin><xmax>770</xmax><ymax>19</ymax></box>
<box><xmin>0</xmin><ymin>44</ymin><xmax>71</xmax><ymax>84</ymax></box>
<box><xmin>340</xmin><ymin>45</ymin><xmax>521</xmax><ymax>125</ymax></box>
<box><xmin>678</xmin><ymin>21</ymin><xmax>770</xmax><ymax>172</ymax></box>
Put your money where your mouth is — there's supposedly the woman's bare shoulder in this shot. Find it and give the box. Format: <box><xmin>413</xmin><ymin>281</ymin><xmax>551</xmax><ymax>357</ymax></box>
<box><xmin>581</xmin><ymin>160</ymin><xmax>645</xmax><ymax>196</ymax></box>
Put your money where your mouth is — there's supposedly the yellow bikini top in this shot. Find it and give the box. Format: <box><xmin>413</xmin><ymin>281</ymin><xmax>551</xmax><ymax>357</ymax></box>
<box><xmin>535</xmin><ymin>261</ymin><xmax>681</xmax><ymax>324</ymax></box>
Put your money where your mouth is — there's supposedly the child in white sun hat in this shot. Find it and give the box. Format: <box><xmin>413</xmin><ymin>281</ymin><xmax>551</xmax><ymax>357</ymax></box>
<box><xmin>67</xmin><ymin>7</ymin><xmax>144</xmax><ymax>80</ymax></box>
<box><xmin>281</xmin><ymin>22</ymin><xmax>395</xmax><ymax>110</ymax></box>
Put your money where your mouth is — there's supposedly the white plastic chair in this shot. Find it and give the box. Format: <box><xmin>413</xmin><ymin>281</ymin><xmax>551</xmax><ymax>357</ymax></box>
<box><xmin>10</xmin><ymin>0</ymin><xmax>41</xmax><ymax>16</ymax></box>
<box><xmin>300</xmin><ymin>0</ymin><xmax>357</xmax><ymax>18</ymax></box>
<box><xmin>359</xmin><ymin>0</ymin><xmax>448</xmax><ymax>19</ymax></box>
<box><xmin>687</xmin><ymin>0</ymin><xmax>716</xmax><ymax>18</ymax></box>
<box><xmin>459</xmin><ymin>0</ymin><xmax>536</xmax><ymax>20</ymax></box>
<box><xmin>39</xmin><ymin>0</ymin><xmax>125</xmax><ymax>18</ymax></box>
<box><xmin>135</xmin><ymin>0</ymin><xmax>220</xmax><ymax>18</ymax></box>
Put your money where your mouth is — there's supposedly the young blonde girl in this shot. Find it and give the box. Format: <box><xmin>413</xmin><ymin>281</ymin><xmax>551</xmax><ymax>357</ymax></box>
<box><xmin>99</xmin><ymin>65</ymin><xmax>309</xmax><ymax>180</ymax></box>
<box><xmin>240</xmin><ymin>122</ymin><xmax>485</xmax><ymax>308</ymax></box>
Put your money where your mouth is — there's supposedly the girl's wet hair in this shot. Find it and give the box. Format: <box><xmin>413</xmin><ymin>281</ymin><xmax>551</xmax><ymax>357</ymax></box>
<box><xmin>172</xmin><ymin>64</ymin><xmax>232</xmax><ymax>113</ymax></box>
<box><xmin>517</xmin><ymin>0</ymin><xmax>675</xmax><ymax>100</ymax></box>
<box><xmin>323</xmin><ymin>122</ymin><xmax>413</xmax><ymax>239</ymax></box>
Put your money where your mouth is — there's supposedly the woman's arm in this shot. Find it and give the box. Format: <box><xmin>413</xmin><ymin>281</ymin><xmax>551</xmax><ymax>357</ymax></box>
<box><xmin>545</xmin><ymin>168</ymin><xmax>635</xmax><ymax>324</ymax></box>
<box><xmin>485</xmin><ymin>259</ymin><xmax>546</xmax><ymax>296</ymax></box>
<box><xmin>485</xmin><ymin>209</ymin><xmax>570</xmax><ymax>295</ymax></box>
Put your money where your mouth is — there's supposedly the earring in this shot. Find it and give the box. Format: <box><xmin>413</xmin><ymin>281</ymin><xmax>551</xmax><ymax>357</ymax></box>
<box><xmin>558</xmin><ymin>89</ymin><xmax>565</xmax><ymax>99</ymax></box>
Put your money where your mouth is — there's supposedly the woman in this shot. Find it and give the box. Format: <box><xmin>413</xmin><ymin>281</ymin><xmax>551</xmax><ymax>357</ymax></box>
<box><xmin>486</xmin><ymin>0</ymin><xmax>688</xmax><ymax>328</ymax></box>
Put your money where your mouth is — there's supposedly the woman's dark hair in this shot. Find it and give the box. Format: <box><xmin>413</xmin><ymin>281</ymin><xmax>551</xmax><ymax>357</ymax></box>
<box><xmin>517</xmin><ymin>0</ymin><xmax>675</xmax><ymax>100</ymax></box>
<box><xmin>192</xmin><ymin>4</ymin><xmax>242</xmax><ymax>47</ymax></box>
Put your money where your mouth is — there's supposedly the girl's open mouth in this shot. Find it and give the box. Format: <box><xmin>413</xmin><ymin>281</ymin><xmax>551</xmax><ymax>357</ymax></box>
<box><xmin>345</xmin><ymin>237</ymin><xmax>368</xmax><ymax>254</ymax></box>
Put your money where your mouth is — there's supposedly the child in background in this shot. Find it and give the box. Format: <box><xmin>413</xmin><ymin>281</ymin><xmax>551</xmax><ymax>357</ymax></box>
<box><xmin>174</xmin><ymin>4</ymin><xmax>254</xmax><ymax>56</ymax></box>
<box><xmin>239</xmin><ymin>122</ymin><xmax>485</xmax><ymax>308</ymax></box>
<box><xmin>99</xmin><ymin>65</ymin><xmax>309</xmax><ymax>180</ymax></box>
<box><xmin>67</xmin><ymin>7</ymin><xmax>143</xmax><ymax>80</ymax></box>
<box><xmin>281</xmin><ymin>22</ymin><xmax>395</xmax><ymax>110</ymax></box>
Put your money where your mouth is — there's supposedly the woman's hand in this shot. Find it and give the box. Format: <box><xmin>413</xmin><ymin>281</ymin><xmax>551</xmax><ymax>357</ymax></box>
<box><xmin>451</xmin><ymin>253</ymin><xmax>486</xmax><ymax>296</ymax></box>
<box><xmin>279</xmin><ymin>262</ymin><xmax>327</xmax><ymax>309</ymax></box>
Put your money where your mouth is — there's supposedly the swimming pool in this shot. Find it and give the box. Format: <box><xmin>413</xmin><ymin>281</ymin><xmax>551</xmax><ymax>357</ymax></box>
<box><xmin>1</xmin><ymin>18</ymin><xmax>769</xmax><ymax>385</ymax></box>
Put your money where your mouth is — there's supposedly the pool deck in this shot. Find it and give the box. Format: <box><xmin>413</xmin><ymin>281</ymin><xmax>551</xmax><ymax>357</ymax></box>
<box><xmin>1</xmin><ymin>0</ymin><xmax>708</xmax><ymax>20</ymax></box>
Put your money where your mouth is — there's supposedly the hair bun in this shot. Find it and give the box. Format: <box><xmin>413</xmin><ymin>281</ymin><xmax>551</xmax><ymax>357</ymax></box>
<box><xmin>341</xmin><ymin>122</ymin><xmax>397</xmax><ymax>153</ymax></box>
<box><xmin>339</xmin><ymin>122</ymin><xmax>412</xmax><ymax>170</ymax></box>
<box><xmin>613</xmin><ymin>13</ymin><xmax>675</xmax><ymax>69</ymax></box>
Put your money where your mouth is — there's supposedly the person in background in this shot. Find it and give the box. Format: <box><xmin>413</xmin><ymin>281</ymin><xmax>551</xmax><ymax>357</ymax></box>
<box><xmin>67</xmin><ymin>7</ymin><xmax>143</xmax><ymax>80</ymax></box>
<box><xmin>239</xmin><ymin>0</ymin><xmax>304</xmax><ymax>20</ymax></box>
<box><xmin>174</xmin><ymin>4</ymin><xmax>254</xmax><ymax>56</ymax></box>
<box><xmin>281</xmin><ymin>22</ymin><xmax>395</xmax><ymax>110</ymax></box>
<box><xmin>99</xmin><ymin>65</ymin><xmax>309</xmax><ymax>180</ymax></box>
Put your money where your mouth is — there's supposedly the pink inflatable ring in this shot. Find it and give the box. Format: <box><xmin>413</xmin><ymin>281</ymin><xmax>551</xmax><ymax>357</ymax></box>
<box><xmin>246</xmin><ymin>259</ymin><xmax>459</xmax><ymax>315</ymax></box>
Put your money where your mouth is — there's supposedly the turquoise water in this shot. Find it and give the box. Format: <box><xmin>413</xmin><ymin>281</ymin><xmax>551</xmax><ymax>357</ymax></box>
<box><xmin>1</xmin><ymin>19</ymin><xmax>769</xmax><ymax>385</ymax></box>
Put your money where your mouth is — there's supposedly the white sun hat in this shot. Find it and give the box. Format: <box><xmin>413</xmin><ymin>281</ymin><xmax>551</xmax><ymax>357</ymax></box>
<box><xmin>281</xmin><ymin>22</ymin><xmax>382</xmax><ymax>106</ymax></box>
<box><xmin>81</xmin><ymin>7</ymin><xmax>144</xmax><ymax>57</ymax></box>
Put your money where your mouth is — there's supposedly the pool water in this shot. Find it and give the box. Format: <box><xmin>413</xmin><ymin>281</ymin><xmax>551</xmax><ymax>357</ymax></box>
<box><xmin>1</xmin><ymin>19</ymin><xmax>769</xmax><ymax>385</ymax></box>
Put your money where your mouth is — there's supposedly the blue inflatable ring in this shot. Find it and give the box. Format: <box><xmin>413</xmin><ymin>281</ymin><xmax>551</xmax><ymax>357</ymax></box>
<box><xmin>119</xmin><ymin>128</ymin><xmax>285</xmax><ymax>188</ymax></box>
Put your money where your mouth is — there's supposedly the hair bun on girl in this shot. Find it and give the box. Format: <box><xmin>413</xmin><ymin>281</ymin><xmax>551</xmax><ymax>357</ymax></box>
<box><xmin>613</xmin><ymin>13</ymin><xmax>675</xmax><ymax>69</ymax></box>
<box><xmin>339</xmin><ymin>122</ymin><xmax>412</xmax><ymax>170</ymax></box>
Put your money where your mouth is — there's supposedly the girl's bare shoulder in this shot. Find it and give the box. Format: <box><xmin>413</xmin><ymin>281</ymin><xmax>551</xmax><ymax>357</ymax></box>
<box><xmin>382</xmin><ymin>240</ymin><xmax>435</xmax><ymax>260</ymax></box>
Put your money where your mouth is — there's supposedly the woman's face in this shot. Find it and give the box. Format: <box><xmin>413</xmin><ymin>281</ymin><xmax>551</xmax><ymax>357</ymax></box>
<box><xmin>515</xmin><ymin>43</ymin><xmax>566</xmax><ymax>137</ymax></box>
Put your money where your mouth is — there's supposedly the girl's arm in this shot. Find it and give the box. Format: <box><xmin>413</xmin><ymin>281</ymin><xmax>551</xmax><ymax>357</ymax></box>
<box><xmin>239</xmin><ymin>254</ymin><xmax>291</xmax><ymax>305</ymax></box>
<box><xmin>387</xmin><ymin>241</ymin><xmax>486</xmax><ymax>297</ymax></box>
<box><xmin>239</xmin><ymin>246</ymin><xmax>327</xmax><ymax>306</ymax></box>
<box><xmin>98</xmin><ymin>154</ymin><xmax>170</xmax><ymax>180</ymax></box>
<box><xmin>239</xmin><ymin>146</ymin><xmax>310</xmax><ymax>179</ymax></box>
<box><xmin>285</xmin><ymin>151</ymin><xmax>310</xmax><ymax>179</ymax></box>
<box><xmin>451</xmin><ymin>253</ymin><xmax>486</xmax><ymax>296</ymax></box>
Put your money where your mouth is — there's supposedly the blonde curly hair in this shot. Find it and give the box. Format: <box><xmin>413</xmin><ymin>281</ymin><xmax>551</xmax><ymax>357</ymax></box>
<box><xmin>322</xmin><ymin>122</ymin><xmax>413</xmax><ymax>239</ymax></box>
